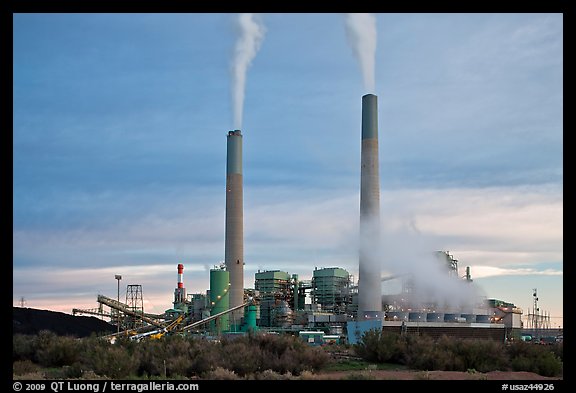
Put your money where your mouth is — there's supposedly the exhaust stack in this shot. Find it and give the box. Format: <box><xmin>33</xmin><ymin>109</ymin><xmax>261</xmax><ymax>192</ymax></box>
<box><xmin>177</xmin><ymin>263</ymin><xmax>184</xmax><ymax>289</ymax></box>
<box><xmin>358</xmin><ymin>94</ymin><xmax>382</xmax><ymax>320</ymax></box>
<box><xmin>225</xmin><ymin>130</ymin><xmax>244</xmax><ymax>324</ymax></box>
<box><xmin>174</xmin><ymin>263</ymin><xmax>186</xmax><ymax>305</ymax></box>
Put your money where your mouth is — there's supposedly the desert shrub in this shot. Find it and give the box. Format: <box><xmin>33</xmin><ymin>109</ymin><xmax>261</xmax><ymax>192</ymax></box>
<box><xmin>297</xmin><ymin>370</ymin><xmax>318</xmax><ymax>380</ymax></box>
<box><xmin>85</xmin><ymin>343</ymin><xmax>139</xmax><ymax>378</ymax></box>
<box><xmin>218</xmin><ymin>339</ymin><xmax>262</xmax><ymax>376</ymax></box>
<box><xmin>450</xmin><ymin>338</ymin><xmax>507</xmax><ymax>372</ymax></box>
<box><xmin>134</xmin><ymin>340</ymin><xmax>166</xmax><ymax>377</ymax></box>
<box><xmin>127</xmin><ymin>335</ymin><xmax>197</xmax><ymax>378</ymax></box>
<box><xmin>214</xmin><ymin>333</ymin><xmax>329</xmax><ymax>376</ymax></box>
<box><xmin>510</xmin><ymin>356</ymin><xmax>532</xmax><ymax>373</ymax></box>
<box><xmin>434</xmin><ymin>336</ymin><xmax>465</xmax><ymax>370</ymax></box>
<box><xmin>551</xmin><ymin>342</ymin><xmax>563</xmax><ymax>362</ymax></box>
<box><xmin>344</xmin><ymin>371</ymin><xmax>377</xmax><ymax>380</ymax></box>
<box><xmin>162</xmin><ymin>335</ymin><xmax>192</xmax><ymax>357</ymax></box>
<box><xmin>12</xmin><ymin>371</ymin><xmax>46</xmax><ymax>380</ymax></box>
<box><xmin>202</xmin><ymin>367</ymin><xmax>240</xmax><ymax>380</ymax></box>
<box><xmin>506</xmin><ymin>341</ymin><xmax>563</xmax><ymax>376</ymax></box>
<box><xmin>431</xmin><ymin>346</ymin><xmax>462</xmax><ymax>370</ymax></box>
<box><xmin>295</xmin><ymin>345</ymin><xmax>330</xmax><ymax>371</ymax></box>
<box><xmin>35</xmin><ymin>335</ymin><xmax>82</xmax><ymax>367</ymax></box>
<box><xmin>186</xmin><ymin>339</ymin><xmax>222</xmax><ymax>377</ymax></box>
<box><xmin>12</xmin><ymin>360</ymin><xmax>40</xmax><ymax>376</ymax></box>
<box><xmin>43</xmin><ymin>363</ymin><xmax>84</xmax><ymax>379</ymax></box>
<box><xmin>30</xmin><ymin>330</ymin><xmax>56</xmax><ymax>364</ymax></box>
<box><xmin>251</xmin><ymin>369</ymin><xmax>295</xmax><ymax>380</ymax></box>
<box><xmin>531</xmin><ymin>351</ymin><xmax>562</xmax><ymax>377</ymax></box>
<box><xmin>261</xmin><ymin>334</ymin><xmax>329</xmax><ymax>374</ymax></box>
<box><xmin>274</xmin><ymin>347</ymin><xmax>305</xmax><ymax>374</ymax></box>
<box><xmin>13</xmin><ymin>335</ymin><xmax>36</xmax><ymax>362</ymax></box>
<box><xmin>506</xmin><ymin>340</ymin><xmax>539</xmax><ymax>360</ymax></box>
<box><xmin>401</xmin><ymin>334</ymin><xmax>437</xmax><ymax>370</ymax></box>
<box><xmin>165</xmin><ymin>355</ymin><xmax>193</xmax><ymax>378</ymax></box>
<box><xmin>507</xmin><ymin>343</ymin><xmax>562</xmax><ymax>377</ymax></box>
<box><xmin>353</xmin><ymin>329</ymin><xmax>404</xmax><ymax>363</ymax></box>
<box><xmin>62</xmin><ymin>363</ymin><xmax>84</xmax><ymax>379</ymax></box>
<box><xmin>255</xmin><ymin>333</ymin><xmax>294</xmax><ymax>357</ymax></box>
<box><xmin>356</xmin><ymin>332</ymin><xmax>513</xmax><ymax>373</ymax></box>
<box><xmin>78</xmin><ymin>370</ymin><xmax>107</xmax><ymax>379</ymax></box>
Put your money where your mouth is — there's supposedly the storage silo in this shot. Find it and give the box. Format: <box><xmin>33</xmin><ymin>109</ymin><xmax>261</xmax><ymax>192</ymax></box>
<box><xmin>209</xmin><ymin>267</ymin><xmax>230</xmax><ymax>333</ymax></box>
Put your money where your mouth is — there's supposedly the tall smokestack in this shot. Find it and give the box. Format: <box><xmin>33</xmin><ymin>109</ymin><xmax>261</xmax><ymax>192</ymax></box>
<box><xmin>225</xmin><ymin>130</ymin><xmax>244</xmax><ymax>324</ymax></box>
<box><xmin>358</xmin><ymin>93</ymin><xmax>382</xmax><ymax>320</ymax></box>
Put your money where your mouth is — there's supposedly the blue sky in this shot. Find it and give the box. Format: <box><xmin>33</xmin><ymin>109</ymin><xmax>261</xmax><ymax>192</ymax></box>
<box><xmin>13</xmin><ymin>13</ymin><xmax>563</xmax><ymax>327</ymax></box>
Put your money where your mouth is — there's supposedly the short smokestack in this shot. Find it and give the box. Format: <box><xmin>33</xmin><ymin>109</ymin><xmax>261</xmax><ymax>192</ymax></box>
<box><xmin>225</xmin><ymin>130</ymin><xmax>244</xmax><ymax>324</ymax></box>
<box><xmin>358</xmin><ymin>94</ymin><xmax>382</xmax><ymax>320</ymax></box>
<box><xmin>174</xmin><ymin>263</ymin><xmax>186</xmax><ymax>305</ymax></box>
<box><xmin>177</xmin><ymin>263</ymin><xmax>184</xmax><ymax>289</ymax></box>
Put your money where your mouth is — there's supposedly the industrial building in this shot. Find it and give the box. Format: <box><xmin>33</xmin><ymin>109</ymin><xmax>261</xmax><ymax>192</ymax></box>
<box><xmin>74</xmin><ymin>254</ymin><xmax>522</xmax><ymax>344</ymax></box>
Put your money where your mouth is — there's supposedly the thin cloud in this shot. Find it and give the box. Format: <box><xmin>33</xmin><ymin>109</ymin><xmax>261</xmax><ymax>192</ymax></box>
<box><xmin>470</xmin><ymin>266</ymin><xmax>563</xmax><ymax>279</ymax></box>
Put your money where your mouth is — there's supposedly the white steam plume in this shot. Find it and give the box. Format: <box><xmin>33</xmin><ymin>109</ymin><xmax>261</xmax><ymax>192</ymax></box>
<box><xmin>231</xmin><ymin>13</ymin><xmax>266</xmax><ymax>130</ymax></box>
<box><xmin>377</xmin><ymin>222</ymin><xmax>486</xmax><ymax>313</ymax></box>
<box><xmin>344</xmin><ymin>13</ymin><xmax>377</xmax><ymax>93</ymax></box>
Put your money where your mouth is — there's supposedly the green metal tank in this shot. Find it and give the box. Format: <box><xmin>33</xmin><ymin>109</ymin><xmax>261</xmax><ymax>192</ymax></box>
<box><xmin>243</xmin><ymin>304</ymin><xmax>257</xmax><ymax>332</ymax></box>
<box><xmin>209</xmin><ymin>268</ymin><xmax>230</xmax><ymax>333</ymax></box>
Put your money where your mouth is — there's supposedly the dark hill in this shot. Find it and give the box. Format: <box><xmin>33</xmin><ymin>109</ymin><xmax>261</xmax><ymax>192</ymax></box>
<box><xmin>13</xmin><ymin>307</ymin><xmax>115</xmax><ymax>337</ymax></box>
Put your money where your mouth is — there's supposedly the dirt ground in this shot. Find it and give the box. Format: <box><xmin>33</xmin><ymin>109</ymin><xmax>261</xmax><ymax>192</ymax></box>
<box><xmin>315</xmin><ymin>369</ymin><xmax>562</xmax><ymax>380</ymax></box>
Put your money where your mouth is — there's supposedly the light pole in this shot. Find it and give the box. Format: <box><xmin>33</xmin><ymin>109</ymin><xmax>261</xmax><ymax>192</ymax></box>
<box><xmin>115</xmin><ymin>275</ymin><xmax>122</xmax><ymax>334</ymax></box>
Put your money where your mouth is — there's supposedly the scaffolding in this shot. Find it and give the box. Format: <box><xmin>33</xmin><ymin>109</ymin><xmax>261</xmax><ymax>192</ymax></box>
<box><xmin>125</xmin><ymin>285</ymin><xmax>144</xmax><ymax>330</ymax></box>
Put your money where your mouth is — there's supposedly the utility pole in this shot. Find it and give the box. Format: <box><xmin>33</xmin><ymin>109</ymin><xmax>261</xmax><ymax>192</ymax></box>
<box><xmin>115</xmin><ymin>275</ymin><xmax>122</xmax><ymax>335</ymax></box>
<box><xmin>532</xmin><ymin>288</ymin><xmax>539</xmax><ymax>341</ymax></box>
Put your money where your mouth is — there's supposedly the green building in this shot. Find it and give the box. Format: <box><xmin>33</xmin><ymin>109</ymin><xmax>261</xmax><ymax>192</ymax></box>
<box><xmin>311</xmin><ymin>267</ymin><xmax>352</xmax><ymax>314</ymax></box>
<box><xmin>255</xmin><ymin>270</ymin><xmax>292</xmax><ymax>327</ymax></box>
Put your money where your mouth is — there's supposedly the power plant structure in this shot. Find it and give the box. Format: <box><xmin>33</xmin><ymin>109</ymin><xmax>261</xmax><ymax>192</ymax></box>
<box><xmin>358</xmin><ymin>93</ymin><xmax>382</xmax><ymax>321</ymax></box>
<box><xmin>225</xmin><ymin>130</ymin><xmax>244</xmax><ymax>327</ymax></box>
<box><xmin>173</xmin><ymin>264</ymin><xmax>186</xmax><ymax>310</ymax></box>
<box><xmin>73</xmin><ymin>95</ymin><xmax>531</xmax><ymax>344</ymax></box>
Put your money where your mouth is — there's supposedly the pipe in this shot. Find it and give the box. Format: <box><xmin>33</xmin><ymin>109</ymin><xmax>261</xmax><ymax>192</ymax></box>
<box><xmin>181</xmin><ymin>301</ymin><xmax>250</xmax><ymax>331</ymax></box>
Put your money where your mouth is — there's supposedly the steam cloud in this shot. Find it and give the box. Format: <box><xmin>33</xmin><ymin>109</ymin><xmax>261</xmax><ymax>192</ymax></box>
<box><xmin>231</xmin><ymin>13</ymin><xmax>266</xmax><ymax>130</ymax></box>
<box><xmin>374</xmin><ymin>220</ymin><xmax>485</xmax><ymax>312</ymax></box>
<box><xmin>344</xmin><ymin>13</ymin><xmax>377</xmax><ymax>93</ymax></box>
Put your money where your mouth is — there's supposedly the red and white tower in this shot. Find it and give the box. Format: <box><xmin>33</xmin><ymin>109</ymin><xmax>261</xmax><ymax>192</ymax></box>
<box><xmin>174</xmin><ymin>263</ymin><xmax>186</xmax><ymax>305</ymax></box>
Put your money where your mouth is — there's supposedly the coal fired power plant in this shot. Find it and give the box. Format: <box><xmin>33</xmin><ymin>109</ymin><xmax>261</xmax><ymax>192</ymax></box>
<box><xmin>74</xmin><ymin>98</ymin><xmax>524</xmax><ymax>345</ymax></box>
<box><xmin>358</xmin><ymin>93</ymin><xmax>382</xmax><ymax>321</ymax></box>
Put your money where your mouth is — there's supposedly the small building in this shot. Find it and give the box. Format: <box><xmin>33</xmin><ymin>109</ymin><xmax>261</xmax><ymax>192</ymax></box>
<box><xmin>299</xmin><ymin>330</ymin><xmax>324</xmax><ymax>346</ymax></box>
<box><xmin>323</xmin><ymin>335</ymin><xmax>341</xmax><ymax>345</ymax></box>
